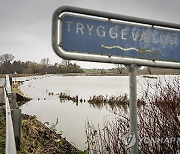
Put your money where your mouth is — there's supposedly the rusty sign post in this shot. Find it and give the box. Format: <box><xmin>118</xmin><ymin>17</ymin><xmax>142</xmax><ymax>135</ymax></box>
<box><xmin>52</xmin><ymin>6</ymin><xmax>180</xmax><ymax>153</ymax></box>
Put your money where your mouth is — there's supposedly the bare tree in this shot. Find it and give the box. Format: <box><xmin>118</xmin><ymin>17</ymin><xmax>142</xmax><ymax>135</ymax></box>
<box><xmin>0</xmin><ymin>53</ymin><xmax>14</xmax><ymax>63</ymax></box>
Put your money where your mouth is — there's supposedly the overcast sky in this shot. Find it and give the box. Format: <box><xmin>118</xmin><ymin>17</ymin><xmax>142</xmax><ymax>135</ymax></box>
<box><xmin>0</xmin><ymin>0</ymin><xmax>180</xmax><ymax>68</ymax></box>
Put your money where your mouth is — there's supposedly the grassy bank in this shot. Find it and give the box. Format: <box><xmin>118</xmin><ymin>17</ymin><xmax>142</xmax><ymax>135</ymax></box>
<box><xmin>12</xmin><ymin>82</ymin><xmax>24</xmax><ymax>96</ymax></box>
<box><xmin>13</xmin><ymin>82</ymin><xmax>83</xmax><ymax>153</ymax></box>
<box><xmin>0</xmin><ymin>108</ymin><xmax>82</xmax><ymax>153</ymax></box>
<box><xmin>0</xmin><ymin>107</ymin><xmax>5</xmax><ymax>153</ymax></box>
<box><xmin>19</xmin><ymin>114</ymin><xmax>82</xmax><ymax>154</ymax></box>
<box><xmin>0</xmin><ymin>81</ymin><xmax>84</xmax><ymax>153</ymax></box>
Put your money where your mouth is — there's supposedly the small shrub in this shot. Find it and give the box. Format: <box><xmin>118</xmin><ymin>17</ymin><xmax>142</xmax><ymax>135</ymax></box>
<box><xmin>86</xmin><ymin>76</ymin><xmax>180</xmax><ymax>153</ymax></box>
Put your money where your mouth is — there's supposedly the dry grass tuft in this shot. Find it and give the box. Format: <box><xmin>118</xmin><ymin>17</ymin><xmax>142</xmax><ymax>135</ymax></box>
<box><xmin>20</xmin><ymin>114</ymin><xmax>80</xmax><ymax>154</ymax></box>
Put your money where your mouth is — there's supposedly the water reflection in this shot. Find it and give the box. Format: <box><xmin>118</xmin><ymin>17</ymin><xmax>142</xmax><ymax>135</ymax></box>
<box><xmin>57</xmin><ymin>90</ymin><xmax>146</xmax><ymax>113</ymax></box>
<box><xmin>58</xmin><ymin>91</ymin><xmax>131</xmax><ymax>111</ymax></box>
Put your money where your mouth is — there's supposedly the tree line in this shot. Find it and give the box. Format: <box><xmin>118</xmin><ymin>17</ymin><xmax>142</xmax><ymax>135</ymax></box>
<box><xmin>0</xmin><ymin>54</ymin><xmax>83</xmax><ymax>74</ymax></box>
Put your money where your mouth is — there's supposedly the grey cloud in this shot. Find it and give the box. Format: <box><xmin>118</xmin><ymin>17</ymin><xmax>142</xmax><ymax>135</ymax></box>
<box><xmin>0</xmin><ymin>0</ymin><xmax>179</xmax><ymax>68</ymax></box>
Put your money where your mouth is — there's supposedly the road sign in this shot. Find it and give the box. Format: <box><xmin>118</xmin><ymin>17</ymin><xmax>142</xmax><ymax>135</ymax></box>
<box><xmin>52</xmin><ymin>6</ymin><xmax>180</xmax><ymax>68</ymax></box>
<box><xmin>52</xmin><ymin>6</ymin><xmax>180</xmax><ymax>154</ymax></box>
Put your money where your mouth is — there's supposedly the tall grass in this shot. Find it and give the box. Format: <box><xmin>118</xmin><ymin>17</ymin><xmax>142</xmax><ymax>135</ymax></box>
<box><xmin>86</xmin><ymin>76</ymin><xmax>180</xmax><ymax>154</ymax></box>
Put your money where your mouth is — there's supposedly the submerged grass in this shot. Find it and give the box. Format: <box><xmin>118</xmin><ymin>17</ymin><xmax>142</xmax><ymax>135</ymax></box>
<box><xmin>58</xmin><ymin>91</ymin><xmax>145</xmax><ymax>111</ymax></box>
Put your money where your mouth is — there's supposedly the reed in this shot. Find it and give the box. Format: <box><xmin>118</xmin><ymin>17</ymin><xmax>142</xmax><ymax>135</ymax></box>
<box><xmin>86</xmin><ymin>76</ymin><xmax>180</xmax><ymax>153</ymax></box>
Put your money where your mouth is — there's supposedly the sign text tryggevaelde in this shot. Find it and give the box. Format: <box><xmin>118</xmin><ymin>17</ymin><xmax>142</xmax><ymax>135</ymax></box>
<box><xmin>60</xmin><ymin>14</ymin><xmax>180</xmax><ymax>62</ymax></box>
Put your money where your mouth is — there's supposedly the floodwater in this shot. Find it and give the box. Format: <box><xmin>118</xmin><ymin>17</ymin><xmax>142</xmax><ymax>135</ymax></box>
<box><xmin>19</xmin><ymin>74</ymin><xmax>173</xmax><ymax>150</ymax></box>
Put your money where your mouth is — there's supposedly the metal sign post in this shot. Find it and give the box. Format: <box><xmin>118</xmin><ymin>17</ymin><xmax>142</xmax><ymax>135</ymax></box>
<box><xmin>128</xmin><ymin>64</ymin><xmax>139</xmax><ymax>154</ymax></box>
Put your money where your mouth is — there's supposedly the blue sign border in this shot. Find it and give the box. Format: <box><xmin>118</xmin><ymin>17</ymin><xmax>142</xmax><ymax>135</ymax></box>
<box><xmin>52</xmin><ymin>6</ymin><xmax>180</xmax><ymax>68</ymax></box>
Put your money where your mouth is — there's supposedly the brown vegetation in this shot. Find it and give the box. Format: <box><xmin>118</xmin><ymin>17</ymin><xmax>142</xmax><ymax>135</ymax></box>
<box><xmin>0</xmin><ymin>53</ymin><xmax>83</xmax><ymax>75</ymax></box>
<box><xmin>12</xmin><ymin>82</ymin><xmax>24</xmax><ymax>96</ymax></box>
<box><xmin>20</xmin><ymin>114</ymin><xmax>81</xmax><ymax>154</ymax></box>
<box><xmin>0</xmin><ymin>81</ymin><xmax>82</xmax><ymax>154</ymax></box>
<box><xmin>0</xmin><ymin>107</ymin><xmax>5</xmax><ymax>154</ymax></box>
<box><xmin>85</xmin><ymin>76</ymin><xmax>180</xmax><ymax>153</ymax></box>
<box><xmin>58</xmin><ymin>91</ymin><xmax>145</xmax><ymax>110</ymax></box>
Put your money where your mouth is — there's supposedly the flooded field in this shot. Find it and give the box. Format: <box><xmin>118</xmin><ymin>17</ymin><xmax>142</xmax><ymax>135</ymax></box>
<box><xmin>19</xmin><ymin>74</ymin><xmax>173</xmax><ymax>150</ymax></box>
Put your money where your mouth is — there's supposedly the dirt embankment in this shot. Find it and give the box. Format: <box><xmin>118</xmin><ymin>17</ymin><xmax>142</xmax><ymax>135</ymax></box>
<box><xmin>0</xmin><ymin>107</ymin><xmax>81</xmax><ymax>153</ymax></box>
<box><xmin>0</xmin><ymin>106</ymin><xmax>82</xmax><ymax>153</ymax></box>
<box><xmin>10</xmin><ymin>81</ymin><xmax>83</xmax><ymax>153</ymax></box>
<box><xmin>20</xmin><ymin>114</ymin><xmax>81</xmax><ymax>154</ymax></box>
